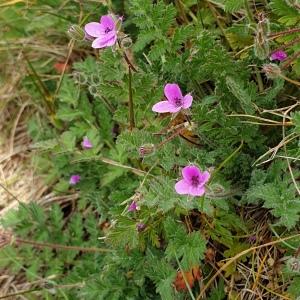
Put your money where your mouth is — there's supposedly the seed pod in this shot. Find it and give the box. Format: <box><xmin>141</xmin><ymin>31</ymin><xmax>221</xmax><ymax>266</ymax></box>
<box><xmin>262</xmin><ymin>63</ymin><xmax>282</xmax><ymax>79</ymax></box>
<box><xmin>138</xmin><ymin>144</ymin><xmax>155</xmax><ymax>157</ymax></box>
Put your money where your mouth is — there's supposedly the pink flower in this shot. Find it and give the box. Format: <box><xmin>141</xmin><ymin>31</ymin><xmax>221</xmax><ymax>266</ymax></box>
<box><xmin>270</xmin><ymin>50</ymin><xmax>287</xmax><ymax>61</ymax></box>
<box><xmin>175</xmin><ymin>165</ymin><xmax>210</xmax><ymax>197</ymax></box>
<box><xmin>82</xmin><ymin>136</ymin><xmax>93</xmax><ymax>149</ymax></box>
<box><xmin>128</xmin><ymin>201</ymin><xmax>139</xmax><ymax>212</ymax></box>
<box><xmin>84</xmin><ymin>15</ymin><xmax>117</xmax><ymax>49</ymax></box>
<box><xmin>69</xmin><ymin>174</ymin><xmax>81</xmax><ymax>185</ymax></box>
<box><xmin>152</xmin><ymin>83</ymin><xmax>193</xmax><ymax>113</ymax></box>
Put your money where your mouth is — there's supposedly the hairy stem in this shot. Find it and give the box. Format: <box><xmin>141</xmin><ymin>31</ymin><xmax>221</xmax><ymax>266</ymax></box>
<box><xmin>244</xmin><ymin>0</ymin><xmax>255</xmax><ymax>24</ymax></box>
<box><xmin>15</xmin><ymin>238</ymin><xmax>112</xmax><ymax>253</ymax></box>
<box><xmin>128</xmin><ymin>66</ymin><xmax>135</xmax><ymax>130</ymax></box>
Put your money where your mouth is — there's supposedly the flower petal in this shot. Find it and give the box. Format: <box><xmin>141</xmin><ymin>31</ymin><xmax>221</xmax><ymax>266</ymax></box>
<box><xmin>199</xmin><ymin>171</ymin><xmax>210</xmax><ymax>186</ymax></box>
<box><xmin>175</xmin><ymin>179</ymin><xmax>190</xmax><ymax>195</ymax></box>
<box><xmin>91</xmin><ymin>33</ymin><xmax>117</xmax><ymax>48</ymax></box>
<box><xmin>164</xmin><ymin>83</ymin><xmax>182</xmax><ymax>102</ymax></box>
<box><xmin>152</xmin><ymin>101</ymin><xmax>175</xmax><ymax>113</ymax></box>
<box><xmin>100</xmin><ymin>15</ymin><xmax>116</xmax><ymax>30</ymax></box>
<box><xmin>182</xmin><ymin>165</ymin><xmax>201</xmax><ymax>182</ymax></box>
<box><xmin>182</xmin><ymin>94</ymin><xmax>193</xmax><ymax>109</ymax></box>
<box><xmin>85</xmin><ymin>22</ymin><xmax>105</xmax><ymax>37</ymax></box>
<box><xmin>189</xmin><ymin>186</ymin><xmax>205</xmax><ymax>196</ymax></box>
<box><xmin>270</xmin><ymin>50</ymin><xmax>287</xmax><ymax>61</ymax></box>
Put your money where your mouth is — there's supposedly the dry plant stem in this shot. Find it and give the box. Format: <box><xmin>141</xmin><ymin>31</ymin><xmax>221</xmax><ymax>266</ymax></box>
<box><xmin>196</xmin><ymin>233</ymin><xmax>300</xmax><ymax>299</ymax></box>
<box><xmin>54</xmin><ymin>40</ymin><xmax>74</xmax><ymax>97</ymax></box>
<box><xmin>118</xmin><ymin>39</ymin><xmax>138</xmax><ymax>72</ymax></box>
<box><xmin>206</xmin><ymin>0</ymin><xmax>232</xmax><ymax>49</ymax></box>
<box><xmin>15</xmin><ymin>237</ymin><xmax>112</xmax><ymax>253</ymax></box>
<box><xmin>251</xmin><ymin>250</ymin><xmax>269</xmax><ymax>291</ymax></box>
<box><xmin>0</xmin><ymin>182</ymin><xmax>20</xmax><ymax>202</ymax></box>
<box><xmin>100</xmin><ymin>157</ymin><xmax>151</xmax><ymax>177</ymax></box>
<box><xmin>156</xmin><ymin>127</ymin><xmax>185</xmax><ymax>149</ymax></box>
<box><xmin>282</xmin><ymin>50</ymin><xmax>300</xmax><ymax>69</ymax></box>
<box><xmin>254</xmin><ymin>133</ymin><xmax>299</xmax><ymax>166</ymax></box>
<box><xmin>269</xmin><ymin>28</ymin><xmax>300</xmax><ymax>38</ymax></box>
<box><xmin>277</xmin><ymin>36</ymin><xmax>300</xmax><ymax>51</ymax></box>
<box><xmin>228</xmin><ymin>114</ymin><xmax>292</xmax><ymax>125</ymax></box>
<box><xmin>282</xmin><ymin>103</ymin><xmax>300</xmax><ymax>196</ymax></box>
<box><xmin>0</xmin><ymin>282</ymin><xmax>84</xmax><ymax>299</ymax></box>
<box><xmin>280</xmin><ymin>74</ymin><xmax>300</xmax><ymax>87</ymax></box>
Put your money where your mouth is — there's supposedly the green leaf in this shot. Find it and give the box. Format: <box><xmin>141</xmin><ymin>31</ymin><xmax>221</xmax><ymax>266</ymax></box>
<box><xmin>164</xmin><ymin>218</ymin><xmax>207</xmax><ymax>270</ymax></box>
<box><xmin>288</xmin><ymin>276</ymin><xmax>300</xmax><ymax>298</ymax></box>
<box><xmin>246</xmin><ymin>180</ymin><xmax>300</xmax><ymax>230</ymax></box>
<box><xmin>226</xmin><ymin>76</ymin><xmax>254</xmax><ymax>114</ymax></box>
<box><xmin>224</xmin><ymin>0</ymin><xmax>244</xmax><ymax>13</ymax></box>
<box><xmin>58</xmin><ymin>77</ymin><xmax>80</xmax><ymax>107</ymax></box>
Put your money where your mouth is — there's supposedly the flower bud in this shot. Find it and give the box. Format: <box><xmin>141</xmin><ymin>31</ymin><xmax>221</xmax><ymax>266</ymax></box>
<box><xmin>138</xmin><ymin>144</ymin><xmax>155</xmax><ymax>157</ymax></box>
<box><xmin>67</xmin><ymin>25</ymin><xmax>85</xmax><ymax>41</ymax></box>
<box><xmin>115</xmin><ymin>16</ymin><xmax>123</xmax><ymax>31</ymax></box>
<box><xmin>287</xmin><ymin>256</ymin><xmax>300</xmax><ymax>273</ymax></box>
<box><xmin>136</xmin><ymin>223</ymin><xmax>146</xmax><ymax>232</ymax></box>
<box><xmin>121</xmin><ymin>37</ymin><xmax>133</xmax><ymax>49</ymax></box>
<box><xmin>262</xmin><ymin>63</ymin><xmax>282</xmax><ymax>79</ymax></box>
<box><xmin>88</xmin><ymin>84</ymin><xmax>98</xmax><ymax>96</ymax></box>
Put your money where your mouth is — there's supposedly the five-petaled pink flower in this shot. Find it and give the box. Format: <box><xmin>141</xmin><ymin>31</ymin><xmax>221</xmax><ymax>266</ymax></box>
<box><xmin>82</xmin><ymin>136</ymin><xmax>93</xmax><ymax>149</ymax></box>
<box><xmin>175</xmin><ymin>165</ymin><xmax>210</xmax><ymax>197</ymax></box>
<box><xmin>69</xmin><ymin>174</ymin><xmax>81</xmax><ymax>185</ymax></box>
<box><xmin>152</xmin><ymin>83</ymin><xmax>193</xmax><ymax>113</ymax></box>
<box><xmin>270</xmin><ymin>50</ymin><xmax>287</xmax><ymax>61</ymax></box>
<box><xmin>85</xmin><ymin>15</ymin><xmax>117</xmax><ymax>49</ymax></box>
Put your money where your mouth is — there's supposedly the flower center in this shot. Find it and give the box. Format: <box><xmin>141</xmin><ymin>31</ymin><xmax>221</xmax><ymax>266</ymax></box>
<box><xmin>174</xmin><ymin>97</ymin><xmax>183</xmax><ymax>107</ymax></box>
<box><xmin>105</xmin><ymin>27</ymin><xmax>112</xmax><ymax>34</ymax></box>
<box><xmin>191</xmin><ymin>175</ymin><xmax>199</xmax><ymax>187</ymax></box>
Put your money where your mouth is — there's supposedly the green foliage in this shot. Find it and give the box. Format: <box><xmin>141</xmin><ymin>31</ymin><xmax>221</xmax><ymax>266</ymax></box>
<box><xmin>1</xmin><ymin>0</ymin><xmax>300</xmax><ymax>299</ymax></box>
<box><xmin>246</xmin><ymin>163</ymin><xmax>300</xmax><ymax>229</ymax></box>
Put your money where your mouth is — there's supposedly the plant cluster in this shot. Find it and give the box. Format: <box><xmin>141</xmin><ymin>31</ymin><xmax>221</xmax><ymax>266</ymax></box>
<box><xmin>1</xmin><ymin>0</ymin><xmax>300</xmax><ymax>299</ymax></box>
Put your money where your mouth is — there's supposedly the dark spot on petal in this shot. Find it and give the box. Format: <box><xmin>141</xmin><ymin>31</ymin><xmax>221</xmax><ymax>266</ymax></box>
<box><xmin>174</xmin><ymin>97</ymin><xmax>183</xmax><ymax>107</ymax></box>
<box><xmin>191</xmin><ymin>176</ymin><xmax>199</xmax><ymax>187</ymax></box>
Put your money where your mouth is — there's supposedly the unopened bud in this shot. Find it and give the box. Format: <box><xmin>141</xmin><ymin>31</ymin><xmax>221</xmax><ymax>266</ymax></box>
<box><xmin>138</xmin><ymin>144</ymin><xmax>155</xmax><ymax>157</ymax></box>
<box><xmin>88</xmin><ymin>84</ymin><xmax>98</xmax><ymax>96</ymax></box>
<box><xmin>136</xmin><ymin>223</ymin><xmax>146</xmax><ymax>232</ymax></box>
<box><xmin>121</xmin><ymin>37</ymin><xmax>133</xmax><ymax>49</ymax></box>
<box><xmin>287</xmin><ymin>256</ymin><xmax>300</xmax><ymax>273</ymax></box>
<box><xmin>115</xmin><ymin>15</ymin><xmax>123</xmax><ymax>31</ymax></box>
<box><xmin>262</xmin><ymin>63</ymin><xmax>282</xmax><ymax>79</ymax></box>
<box><xmin>67</xmin><ymin>25</ymin><xmax>85</xmax><ymax>41</ymax></box>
